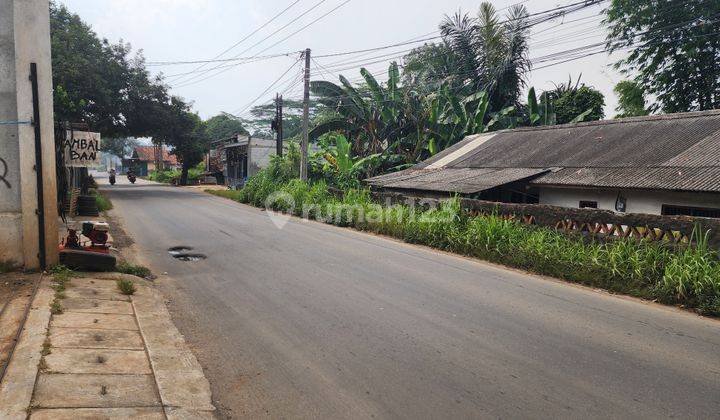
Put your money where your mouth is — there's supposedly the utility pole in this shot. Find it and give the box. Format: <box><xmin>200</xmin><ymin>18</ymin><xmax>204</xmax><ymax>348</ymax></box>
<box><xmin>300</xmin><ymin>48</ymin><xmax>311</xmax><ymax>181</ymax></box>
<box><xmin>274</xmin><ymin>93</ymin><xmax>283</xmax><ymax>157</ymax></box>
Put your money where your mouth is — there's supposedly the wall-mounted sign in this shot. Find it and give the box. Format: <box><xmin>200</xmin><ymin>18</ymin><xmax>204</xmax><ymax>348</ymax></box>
<box><xmin>63</xmin><ymin>131</ymin><xmax>101</xmax><ymax>167</ymax></box>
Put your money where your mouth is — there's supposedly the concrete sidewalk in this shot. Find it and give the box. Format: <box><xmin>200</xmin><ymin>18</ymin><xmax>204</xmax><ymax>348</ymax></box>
<box><xmin>0</xmin><ymin>273</ymin><xmax>214</xmax><ymax>419</ymax></box>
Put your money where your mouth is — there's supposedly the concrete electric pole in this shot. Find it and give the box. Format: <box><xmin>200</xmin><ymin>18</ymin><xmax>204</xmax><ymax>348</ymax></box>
<box><xmin>274</xmin><ymin>93</ymin><xmax>283</xmax><ymax>157</ymax></box>
<box><xmin>300</xmin><ymin>48</ymin><xmax>311</xmax><ymax>181</ymax></box>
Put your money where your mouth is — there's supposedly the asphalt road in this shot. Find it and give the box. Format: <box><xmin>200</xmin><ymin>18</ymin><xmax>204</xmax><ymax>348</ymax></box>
<box><xmin>100</xmin><ymin>176</ymin><xmax>720</xmax><ymax>419</ymax></box>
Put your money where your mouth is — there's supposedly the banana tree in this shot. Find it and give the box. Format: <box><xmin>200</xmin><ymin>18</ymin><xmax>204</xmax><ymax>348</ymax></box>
<box><xmin>309</xmin><ymin>62</ymin><xmax>409</xmax><ymax>157</ymax></box>
<box><xmin>527</xmin><ymin>86</ymin><xmax>594</xmax><ymax>125</ymax></box>
<box><xmin>528</xmin><ymin>87</ymin><xmax>556</xmax><ymax>126</ymax></box>
<box><xmin>426</xmin><ymin>85</ymin><xmax>515</xmax><ymax>152</ymax></box>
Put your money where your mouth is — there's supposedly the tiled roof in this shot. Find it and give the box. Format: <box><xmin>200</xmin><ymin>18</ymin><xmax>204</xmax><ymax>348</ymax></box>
<box><xmin>132</xmin><ymin>146</ymin><xmax>178</xmax><ymax>165</ymax></box>
<box><xmin>368</xmin><ymin>110</ymin><xmax>720</xmax><ymax>194</ymax></box>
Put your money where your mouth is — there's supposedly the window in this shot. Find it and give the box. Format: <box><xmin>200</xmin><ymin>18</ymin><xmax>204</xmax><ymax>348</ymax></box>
<box><xmin>579</xmin><ymin>200</ymin><xmax>598</xmax><ymax>209</ymax></box>
<box><xmin>661</xmin><ymin>205</ymin><xmax>720</xmax><ymax>219</ymax></box>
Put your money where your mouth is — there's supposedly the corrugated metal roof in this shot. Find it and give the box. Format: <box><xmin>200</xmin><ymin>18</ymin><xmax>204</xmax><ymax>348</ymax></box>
<box><xmin>533</xmin><ymin>167</ymin><xmax>720</xmax><ymax>192</ymax></box>
<box><xmin>367</xmin><ymin>167</ymin><xmax>549</xmax><ymax>194</ymax></box>
<box><xmin>367</xmin><ymin>110</ymin><xmax>720</xmax><ymax>193</ymax></box>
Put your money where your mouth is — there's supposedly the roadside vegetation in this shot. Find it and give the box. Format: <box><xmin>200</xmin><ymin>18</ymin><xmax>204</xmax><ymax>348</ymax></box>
<box><xmin>49</xmin><ymin>265</ymin><xmax>73</xmax><ymax>315</ymax></box>
<box><xmin>116</xmin><ymin>261</ymin><xmax>153</xmax><ymax>279</ymax></box>
<box><xmin>93</xmin><ymin>190</ymin><xmax>113</xmax><ymax>212</ymax></box>
<box><xmin>116</xmin><ymin>278</ymin><xmax>136</xmax><ymax>295</ymax></box>
<box><xmin>147</xmin><ymin>163</ymin><xmax>205</xmax><ymax>184</ymax></box>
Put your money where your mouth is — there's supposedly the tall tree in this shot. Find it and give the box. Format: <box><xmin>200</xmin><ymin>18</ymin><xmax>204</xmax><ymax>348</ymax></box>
<box><xmin>50</xmin><ymin>2</ymin><xmax>170</xmax><ymax>138</ymax></box>
<box><xmin>605</xmin><ymin>0</ymin><xmax>720</xmax><ymax>112</ymax></box>
<box><xmin>546</xmin><ymin>76</ymin><xmax>605</xmax><ymax>124</ymax></box>
<box><xmin>158</xmin><ymin>98</ymin><xmax>209</xmax><ymax>185</ymax></box>
<box><xmin>244</xmin><ymin>100</ymin><xmax>309</xmax><ymax>139</ymax></box>
<box><xmin>402</xmin><ymin>43</ymin><xmax>456</xmax><ymax>93</ymax></box>
<box><xmin>205</xmin><ymin>114</ymin><xmax>248</xmax><ymax>141</ymax></box>
<box><xmin>614</xmin><ymin>80</ymin><xmax>650</xmax><ymax>118</ymax></box>
<box><xmin>438</xmin><ymin>2</ymin><xmax>531</xmax><ymax>110</ymax></box>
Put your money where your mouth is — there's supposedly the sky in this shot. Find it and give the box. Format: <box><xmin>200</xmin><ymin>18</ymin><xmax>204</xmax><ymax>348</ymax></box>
<box><xmin>58</xmin><ymin>0</ymin><xmax>625</xmax><ymax>120</ymax></box>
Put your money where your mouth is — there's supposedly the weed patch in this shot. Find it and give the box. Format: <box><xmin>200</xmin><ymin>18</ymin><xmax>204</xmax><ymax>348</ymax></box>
<box><xmin>94</xmin><ymin>191</ymin><xmax>113</xmax><ymax>212</ymax></box>
<box><xmin>117</xmin><ymin>278</ymin><xmax>136</xmax><ymax>295</ymax></box>
<box><xmin>49</xmin><ymin>265</ymin><xmax>73</xmax><ymax>284</ymax></box>
<box><xmin>50</xmin><ymin>299</ymin><xmax>63</xmax><ymax>315</ymax></box>
<box><xmin>41</xmin><ymin>338</ymin><xmax>52</xmax><ymax>356</ymax></box>
<box><xmin>116</xmin><ymin>261</ymin><xmax>152</xmax><ymax>279</ymax></box>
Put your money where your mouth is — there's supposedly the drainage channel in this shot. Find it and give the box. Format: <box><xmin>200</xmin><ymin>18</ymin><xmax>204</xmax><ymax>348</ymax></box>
<box><xmin>168</xmin><ymin>246</ymin><xmax>207</xmax><ymax>262</ymax></box>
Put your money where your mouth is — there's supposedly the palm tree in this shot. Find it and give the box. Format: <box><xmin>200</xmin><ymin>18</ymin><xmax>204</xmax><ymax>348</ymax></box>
<box><xmin>438</xmin><ymin>2</ymin><xmax>531</xmax><ymax>111</ymax></box>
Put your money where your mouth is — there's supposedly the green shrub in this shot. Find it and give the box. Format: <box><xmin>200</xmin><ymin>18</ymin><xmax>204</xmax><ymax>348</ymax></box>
<box><xmin>206</xmin><ymin>189</ymin><xmax>243</xmax><ymax>201</ymax></box>
<box><xmin>94</xmin><ymin>191</ymin><xmax>113</xmax><ymax>212</ymax></box>
<box><xmin>49</xmin><ymin>265</ymin><xmax>73</xmax><ymax>283</ymax></box>
<box><xmin>148</xmin><ymin>162</ymin><xmax>206</xmax><ymax>184</ymax></box>
<box><xmin>116</xmin><ymin>261</ymin><xmax>152</xmax><ymax>279</ymax></box>
<box><xmin>660</xmin><ymin>230</ymin><xmax>720</xmax><ymax>315</ymax></box>
<box><xmin>116</xmin><ymin>278</ymin><xmax>136</xmax><ymax>295</ymax></box>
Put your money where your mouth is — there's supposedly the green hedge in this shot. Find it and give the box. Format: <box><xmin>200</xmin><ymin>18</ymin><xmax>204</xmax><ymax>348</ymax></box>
<box><xmin>207</xmin><ymin>174</ymin><xmax>720</xmax><ymax>316</ymax></box>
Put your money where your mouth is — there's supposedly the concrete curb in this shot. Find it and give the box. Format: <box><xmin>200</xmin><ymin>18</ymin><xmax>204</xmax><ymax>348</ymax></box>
<box><xmin>0</xmin><ymin>278</ymin><xmax>53</xmax><ymax>420</ymax></box>
<box><xmin>131</xmin><ymin>279</ymin><xmax>216</xmax><ymax>416</ymax></box>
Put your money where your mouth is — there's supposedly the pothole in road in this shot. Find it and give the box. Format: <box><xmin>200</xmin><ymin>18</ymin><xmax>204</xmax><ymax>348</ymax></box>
<box><xmin>168</xmin><ymin>246</ymin><xmax>193</xmax><ymax>256</ymax></box>
<box><xmin>172</xmin><ymin>253</ymin><xmax>207</xmax><ymax>262</ymax></box>
<box><xmin>168</xmin><ymin>246</ymin><xmax>206</xmax><ymax>261</ymax></box>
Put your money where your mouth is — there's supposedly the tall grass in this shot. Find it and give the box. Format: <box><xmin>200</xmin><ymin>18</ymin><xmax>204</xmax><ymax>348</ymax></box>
<box><xmin>94</xmin><ymin>191</ymin><xmax>113</xmax><ymax>212</ymax></box>
<box><xmin>208</xmin><ymin>173</ymin><xmax>720</xmax><ymax>316</ymax></box>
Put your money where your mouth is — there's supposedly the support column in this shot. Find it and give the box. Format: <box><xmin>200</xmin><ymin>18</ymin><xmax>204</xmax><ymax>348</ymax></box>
<box><xmin>0</xmin><ymin>0</ymin><xmax>59</xmax><ymax>269</ymax></box>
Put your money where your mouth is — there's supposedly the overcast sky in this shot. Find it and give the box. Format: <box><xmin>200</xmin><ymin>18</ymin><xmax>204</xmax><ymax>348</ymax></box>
<box><xmin>58</xmin><ymin>0</ymin><xmax>625</xmax><ymax>120</ymax></box>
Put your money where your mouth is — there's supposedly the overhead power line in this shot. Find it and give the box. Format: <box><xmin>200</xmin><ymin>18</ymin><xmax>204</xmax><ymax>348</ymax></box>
<box><xmin>172</xmin><ymin>0</ymin><xmax>331</xmax><ymax>87</ymax></box>
<box><xmin>173</xmin><ymin>0</ymin><xmax>353</xmax><ymax>89</ymax></box>
<box><xmin>231</xmin><ymin>57</ymin><xmax>303</xmax><ymax>117</ymax></box>
<box><xmin>165</xmin><ymin>0</ymin><xmax>301</xmax><ymax>84</ymax></box>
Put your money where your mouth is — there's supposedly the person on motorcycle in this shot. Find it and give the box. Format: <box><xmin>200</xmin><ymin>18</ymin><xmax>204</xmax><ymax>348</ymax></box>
<box><xmin>127</xmin><ymin>168</ymin><xmax>137</xmax><ymax>184</ymax></box>
<box><xmin>109</xmin><ymin>168</ymin><xmax>116</xmax><ymax>185</ymax></box>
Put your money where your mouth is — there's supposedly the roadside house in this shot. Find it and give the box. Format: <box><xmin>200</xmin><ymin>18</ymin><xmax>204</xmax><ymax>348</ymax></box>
<box><xmin>124</xmin><ymin>146</ymin><xmax>179</xmax><ymax>176</ymax></box>
<box><xmin>209</xmin><ymin>134</ymin><xmax>278</xmax><ymax>189</ymax></box>
<box><xmin>367</xmin><ymin>110</ymin><xmax>720</xmax><ymax>217</ymax></box>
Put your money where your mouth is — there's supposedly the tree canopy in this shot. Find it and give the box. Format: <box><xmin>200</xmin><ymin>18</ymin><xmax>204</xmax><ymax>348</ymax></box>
<box><xmin>50</xmin><ymin>2</ymin><xmax>170</xmax><ymax>138</ymax></box>
<box><xmin>614</xmin><ymin>80</ymin><xmax>650</xmax><ymax>118</ymax></box>
<box><xmin>51</xmin><ymin>2</ymin><xmax>210</xmax><ymax>185</ymax></box>
<box><xmin>605</xmin><ymin>0</ymin><xmax>720</xmax><ymax>113</ymax></box>
<box><xmin>205</xmin><ymin>114</ymin><xmax>248</xmax><ymax>141</ymax></box>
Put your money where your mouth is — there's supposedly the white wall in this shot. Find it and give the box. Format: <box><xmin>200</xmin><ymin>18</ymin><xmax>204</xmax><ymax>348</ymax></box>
<box><xmin>539</xmin><ymin>186</ymin><xmax>720</xmax><ymax>215</ymax></box>
<box><xmin>248</xmin><ymin>139</ymin><xmax>277</xmax><ymax>177</ymax></box>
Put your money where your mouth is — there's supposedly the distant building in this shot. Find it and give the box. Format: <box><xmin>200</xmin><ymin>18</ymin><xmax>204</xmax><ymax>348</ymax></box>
<box><xmin>124</xmin><ymin>146</ymin><xmax>180</xmax><ymax>176</ymax></box>
<box><xmin>367</xmin><ymin>110</ymin><xmax>720</xmax><ymax>218</ymax></box>
<box><xmin>209</xmin><ymin>134</ymin><xmax>279</xmax><ymax>189</ymax></box>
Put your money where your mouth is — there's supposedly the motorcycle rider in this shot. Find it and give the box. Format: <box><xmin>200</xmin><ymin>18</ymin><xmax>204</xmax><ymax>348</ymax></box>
<box><xmin>127</xmin><ymin>168</ymin><xmax>137</xmax><ymax>184</ymax></box>
<box><xmin>109</xmin><ymin>168</ymin><xmax>116</xmax><ymax>185</ymax></box>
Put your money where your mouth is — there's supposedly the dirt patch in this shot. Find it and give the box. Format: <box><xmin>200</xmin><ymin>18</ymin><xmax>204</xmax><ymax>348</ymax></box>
<box><xmin>104</xmin><ymin>211</ymin><xmax>134</xmax><ymax>250</ymax></box>
<box><xmin>0</xmin><ymin>273</ymin><xmax>37</xmax><ymax>379</ymax></box>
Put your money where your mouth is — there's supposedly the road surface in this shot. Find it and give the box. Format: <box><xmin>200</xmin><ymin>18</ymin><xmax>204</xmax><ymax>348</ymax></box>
<box><xmin>100</xmin><ymin>176</ymin><xmax>720</xmax><ymax>419</ymax></box>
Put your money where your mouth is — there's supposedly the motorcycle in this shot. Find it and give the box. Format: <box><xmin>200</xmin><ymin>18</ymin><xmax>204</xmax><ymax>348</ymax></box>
<box><xmin>109</xmin><ymin>173</ymin><xmax>116</xmax><ymax>185</ymax></box>
<box><xmin>127</xmin><ymin>173</ymin><xmax>137</xmax><ymax>184</ymax></box>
